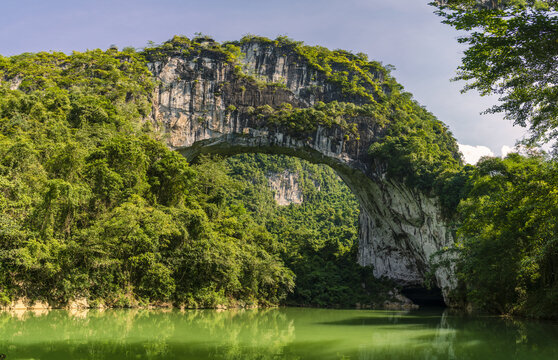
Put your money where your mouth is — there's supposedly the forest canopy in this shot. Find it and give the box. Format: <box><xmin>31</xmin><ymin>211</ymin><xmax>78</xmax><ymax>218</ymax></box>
<box><xmin>2</xmin><ymin>33</ymin><xmax>558</xmax><ymax>317</ymax></box>
<box><xmin>0</xmin><ymin>41</ymin><xmax>396</xmax><ymax>308</ymax></box>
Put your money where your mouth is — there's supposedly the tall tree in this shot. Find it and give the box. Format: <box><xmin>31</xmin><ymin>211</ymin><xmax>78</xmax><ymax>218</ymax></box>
<box><xmin>431</xmin><ymin>0</ymin><xmax>558</xmax><ymax>148</ymax></box>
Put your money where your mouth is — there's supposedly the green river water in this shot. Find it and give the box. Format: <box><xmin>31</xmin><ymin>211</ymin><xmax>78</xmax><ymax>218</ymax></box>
<box><xmin>1</xmin><ymin>307</ymin><xmax>558</xmax><ymax>359</ymax></box>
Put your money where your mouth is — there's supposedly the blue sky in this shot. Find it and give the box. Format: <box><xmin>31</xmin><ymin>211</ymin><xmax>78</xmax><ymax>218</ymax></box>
<box><xmin>0</xmin><ymin>0</ymin><xmax>525</xmax><ymax>161</ymax></box>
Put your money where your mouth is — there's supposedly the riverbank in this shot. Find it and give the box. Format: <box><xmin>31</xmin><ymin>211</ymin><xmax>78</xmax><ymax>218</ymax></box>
<box><xmin>1</xmin><ymin>294</ymin><xmax>418</xmax><ymax>312</ymax></box>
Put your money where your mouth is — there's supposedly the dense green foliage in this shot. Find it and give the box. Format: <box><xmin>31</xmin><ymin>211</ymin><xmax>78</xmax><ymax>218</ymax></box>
<box><xmin>225</xmin><ymin>154</ymin><xmax>393</xmax><ymax>307</ymax></box>
<box><xmin>12</xmin><ymin>34</ymin><xmax>557</xmax><ymax>317</ymax></box>
<box><xmin>429</xmin><ymin>2</ymin><xmax>558</xmax><ymax>318</ymax></box>
<box><xmin>432</xmin><ymin>0</ymin><xmax>558</xmax><ymax>147</ymax></box>
<box><xmin>0</xmin><ymin>39</ymin><xmax>398</xmax><ymax>308</ymax></box>
<box><xmin>142</xmin><ymin>34</ymin><xmax>242</xmax><ymax>63</ymax></box>
<box><xmin>252</xmin><ymin>101</ymin><xmax>372</xmax><ymax>139</ymax></box>
<box><xmin>0</xmin><ymin>49</ymin><xmax>295</xmax><ymax>308</ymax></box>
<box><xmin>450</xmin><ymin>153</ymin><xmax>558</xmax><ymax>317</ymax></box>
<box><xmin>367</xmin><ymin>93</ymin><xmax>464</xmax><ymax>208</ymax></box>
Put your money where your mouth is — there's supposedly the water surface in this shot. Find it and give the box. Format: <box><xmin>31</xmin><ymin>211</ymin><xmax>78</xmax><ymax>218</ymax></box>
<box><xmin>1</xmin><ymin>307</ymin><xmax>558</xmax><ymax>359</ymax></box>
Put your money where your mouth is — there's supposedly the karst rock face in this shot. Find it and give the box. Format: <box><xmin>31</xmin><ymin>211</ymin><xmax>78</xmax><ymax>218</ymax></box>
<box><xmin>147</xmin><ymin>40</ymin><xmax>456</xmax><ymax>303</ymax></box>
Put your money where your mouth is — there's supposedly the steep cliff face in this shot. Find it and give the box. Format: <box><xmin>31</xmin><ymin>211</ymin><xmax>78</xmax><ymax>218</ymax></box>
<box><xmin>268</xmin><ymin>170</ymin><xmax>304</xmax><ymax>206</ymax></box>
<box><xmin>148</xmin><ymin>41</ymin><xmax>374</xmax><ymax>159</ymax></box>
<box><xmin>147</xmin><ymin>39</ymin><xmax>457</xmax><ymax>302</ymax></box>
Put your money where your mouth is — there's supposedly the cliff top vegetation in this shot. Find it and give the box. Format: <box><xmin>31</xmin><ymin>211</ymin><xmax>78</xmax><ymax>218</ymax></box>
<box><xmin>138</xmin><ymin>35</ymin><xmax>464</xmax><ymax>207</ymax></box>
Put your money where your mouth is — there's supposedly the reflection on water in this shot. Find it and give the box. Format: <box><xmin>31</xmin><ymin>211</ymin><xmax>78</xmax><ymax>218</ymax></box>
<box><xmin>1</xmin><ymin>307</ymin><xmax>558</xmax><ymax>359</ymax></box>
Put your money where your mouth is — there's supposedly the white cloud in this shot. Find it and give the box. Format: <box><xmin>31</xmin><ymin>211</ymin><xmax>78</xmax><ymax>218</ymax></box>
<box><xmin>501</xmin><ymin>145</ymin><xmax>514</xmax><ymax>158</ymax></box>
<box><xmin>458</xmin><ymin>144</ymin><xmax>494</xmax><ymax>165</ymax></box>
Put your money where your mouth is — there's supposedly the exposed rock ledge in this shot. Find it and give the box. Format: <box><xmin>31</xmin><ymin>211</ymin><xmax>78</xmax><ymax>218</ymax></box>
<box><xmin>268</xmin><ymin>170</ymin><xmax>304</xmax><ymax>205</ymax></box>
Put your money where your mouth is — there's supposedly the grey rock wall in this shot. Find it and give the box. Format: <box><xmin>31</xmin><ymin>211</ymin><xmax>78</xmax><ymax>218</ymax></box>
<box><xmin>268</xmin><ymin>170</ymin><xmax>304</xmax><ymax>206</ymax></box>
<box><xmin>148</xmin><ymin>40</ymin><xmax>456</xmax><ymax>303</ymax></box>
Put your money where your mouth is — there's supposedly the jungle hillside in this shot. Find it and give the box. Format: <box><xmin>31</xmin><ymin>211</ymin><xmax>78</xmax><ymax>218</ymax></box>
<box><xmin>1</xmin><ymin>32</ymin><xmax>558</xmax><ymax>318</ymax></box>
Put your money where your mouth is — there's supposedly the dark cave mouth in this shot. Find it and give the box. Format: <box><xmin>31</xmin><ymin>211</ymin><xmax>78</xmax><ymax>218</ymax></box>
<box><xmin>401</xmin><ymin>286</ymin><xmax>446</xmax><ymax>307</ymax></box>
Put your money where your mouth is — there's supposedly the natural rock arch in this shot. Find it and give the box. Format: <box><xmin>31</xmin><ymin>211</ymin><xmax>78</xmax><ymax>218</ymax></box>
<box><xmin>147</xmin><ymin>38</ymin><xmax>456</xmax><ymax>302</ymax></box>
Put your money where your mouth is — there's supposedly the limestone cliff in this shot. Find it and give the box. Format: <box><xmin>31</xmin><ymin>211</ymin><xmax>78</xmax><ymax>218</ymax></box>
<box><xmin>147</xmin><ymin>37</ymin><xmax>458</xmax><ymax>303</ymax></box>
<box><xmin>268</xmin><ymin>170</ymin><xmax>304</xmax><ymax>206</ymax></box>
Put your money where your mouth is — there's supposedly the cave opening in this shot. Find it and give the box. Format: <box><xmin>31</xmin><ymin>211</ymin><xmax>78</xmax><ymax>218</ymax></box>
<box><xmin>401</xmin><ymin>286</ymin><xmax>446</xmax><ymax>307</ymax></box>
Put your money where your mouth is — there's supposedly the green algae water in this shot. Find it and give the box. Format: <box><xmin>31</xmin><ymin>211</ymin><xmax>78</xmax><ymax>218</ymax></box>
<box><xmin>1</xmin><ymin>308</ymin><xmax>558</xmax><ymax>359</ymax></box>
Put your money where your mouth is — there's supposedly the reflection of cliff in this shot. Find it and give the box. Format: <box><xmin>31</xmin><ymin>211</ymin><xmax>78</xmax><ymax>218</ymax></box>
<box><xmin>430</xmin><ymin>310</ymin><xmax>457</xmax><ymax>359</ymax></box>
<box><xmin>358</xmin><ymin>310</ymin><xmax>457</xmax><ymax>360</ymax></box>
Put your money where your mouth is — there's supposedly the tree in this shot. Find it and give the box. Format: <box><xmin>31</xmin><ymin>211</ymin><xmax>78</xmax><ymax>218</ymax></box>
<box><xmin>456</xmin><ymin>153</ymin><xmax>558</xmax><ymax>316</ymax></box>
<box><xmin>431</xmin><ymin>0</ymin><xmax>558</xmax><ymax>147</ymax></box>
